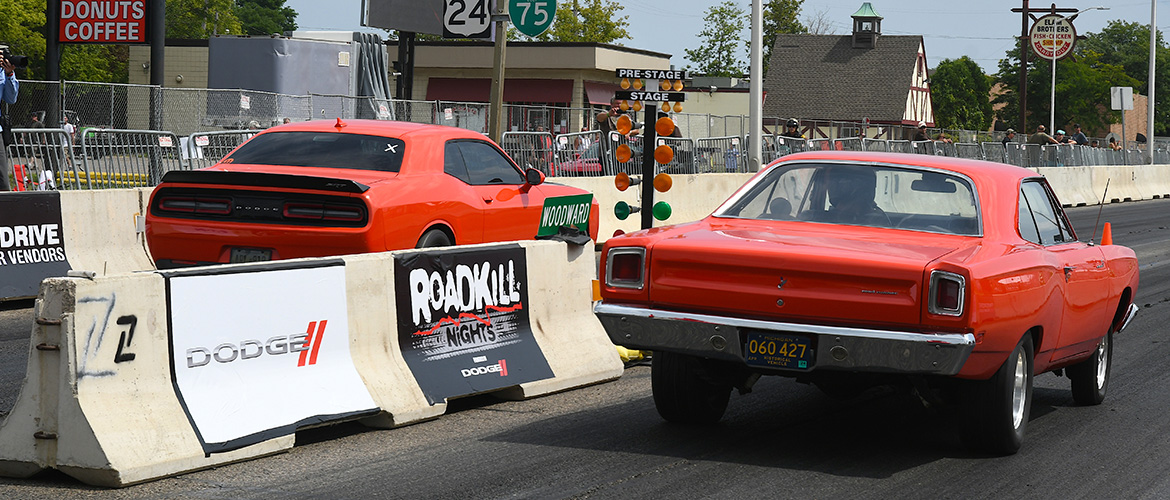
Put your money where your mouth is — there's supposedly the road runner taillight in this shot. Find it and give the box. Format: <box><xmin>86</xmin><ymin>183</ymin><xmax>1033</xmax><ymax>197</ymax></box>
<box><xmin>606</xmin><ymin>247</ymin><xmax>646</xmax><ymax>289</ymax></box>
<box><xmin>929</xmin><ymin>270</ymin><xmax>965</xmax><ymax>316</ymax></box>
<box><xmin>159</xmin><ymin>196</ymin><xmax>231</xmax><ymax>215</ymax></box>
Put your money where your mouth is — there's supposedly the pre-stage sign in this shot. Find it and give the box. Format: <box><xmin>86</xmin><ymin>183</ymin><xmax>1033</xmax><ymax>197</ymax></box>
<box><xmin>1030</xmin><ymin>14</ymin><xmax>1076</xmax><ymax>61</ymax></box>
<box><xmin>58</xmin><ymin>0</ymin><xmax>149</xmax><ymax>43</ymax></box>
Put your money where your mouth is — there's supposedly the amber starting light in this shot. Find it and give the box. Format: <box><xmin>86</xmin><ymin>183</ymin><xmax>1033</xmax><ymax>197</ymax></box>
<box><xmin>619</xmin><ymin>100</ymin><xmax>629</xmax><ymax>111</ymax></box>
<box><xmin>616</xmin><ymin>144</ymin><xmax>633</xmax><ymax>163</ymax></box>
<box><xmin>621</xmin><ymin>77</ymin><xmax>631</xmax><ymax>89</ymax></box>
<box><xmin>633</xmin><ymin>79</ymin><xmax>644</xmax><ymax>90</ymax></box>
<box><xmin>672</xmin><ymin>80</ymin><xmax>683</xmax><ymax>91</ymax></box>
<box><xmin>659</xmin><ymin>79</ymin><xmax>671</xmax><ymax>91</ymax></box>
<box><xmin>654</xmin><ymin>144</ymin><xmax>674</xmax><ymax>164</ymax></box>
<box><xmin>673</xmin><ymin>102</ymin><xmax>683</xmax><ymax>113</ymax></box>
<box><xmin>655</xmin><ymin>116</ymin><xmax>675</xmax><ymax>137</ymax></box>
<box><xmin>632</xmin><ymin>101</ymin><xmax>644</xmax><ymax>112</ymax></box>
<box><xmin>660</xmin><ymin>102</ymin><xmax>670</xmax><ymax>112</ymax></box>
<box><xmin>615</xmin><ymin>172</ymin><xmax>632</xmax><ymax>191</ymax></box>
<box><xmin>616</xmin><ymin>114</ymin><xmax>633</xmax><ymax>135</ymax></box>
<box><xmin>653</xmin><ymin>173</ymin><xmax>673</xmax><ymax>192</ymax></box>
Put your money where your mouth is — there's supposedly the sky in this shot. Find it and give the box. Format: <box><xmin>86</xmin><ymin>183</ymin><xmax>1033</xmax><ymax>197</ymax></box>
<box><xmin>284</xmin><ymin>0</ymin><xmax>1168</xmax><ymax>74</ymax></box>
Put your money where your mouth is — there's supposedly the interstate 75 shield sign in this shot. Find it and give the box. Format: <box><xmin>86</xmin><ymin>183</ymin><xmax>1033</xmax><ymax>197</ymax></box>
<box><xmin>394</xmin><ymin>245</ymin><xmax>553</xmax><ymax>404</ymax></box>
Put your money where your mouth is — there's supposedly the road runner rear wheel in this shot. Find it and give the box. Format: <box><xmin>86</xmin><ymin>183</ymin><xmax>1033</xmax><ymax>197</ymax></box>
<box><xmin>1069</xmin><ymin>332</ymin><xmax>1111</xmax><ymax>406</ymax></box>
<box><xmin>960</xmin><ymin>334</ymin><xmax>1033</xmax><ymax>455</ymax></box>
<box><xmin>652</xmin><ymin>351</ymin><xmax>732</xmax><ymax>424</ymax></box>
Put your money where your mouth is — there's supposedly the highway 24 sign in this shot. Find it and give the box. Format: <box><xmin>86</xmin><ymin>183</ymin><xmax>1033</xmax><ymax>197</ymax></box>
<box><xmin>510</xmin><ymin>0</ymin><xmax>556</xmax><ymax>37</ymax></box>
<box><xmin>444</xmin><ymin>0</ymin><xmax>492</xmax><ymax>38</ymax></box>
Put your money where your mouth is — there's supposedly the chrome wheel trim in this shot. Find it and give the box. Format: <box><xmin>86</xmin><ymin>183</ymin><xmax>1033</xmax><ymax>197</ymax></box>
<box><xmin>1011</xmin><ymin>352</ymin><xmax>1027</xmax><ymax>429</ymax></box>
<box><xmin>1095</xmin><ymin>335</ymin><xmax>1109</xmax><ymax>389</ymax></box>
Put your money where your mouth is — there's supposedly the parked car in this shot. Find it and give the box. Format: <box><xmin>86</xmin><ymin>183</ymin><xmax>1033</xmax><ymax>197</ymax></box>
<box><xmin>594</xmin><ymin>150</ymin><xmax>1139</xmax><ymax>455</ymax></box>
<box><xmin>146</xmin><ymin>119</ymin><xmax>599</xmax><ymax>268</ymax></box>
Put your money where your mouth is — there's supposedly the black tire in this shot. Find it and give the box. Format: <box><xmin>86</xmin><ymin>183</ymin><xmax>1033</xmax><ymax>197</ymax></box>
<box><xmin>1068</xmin><ymin>332</ymin><xmax>1111</xmax><ymax>406</ymax></box>
<box><xmin>651</xmin><ymin>351</ymin><xmax>732</xmax><ymax>424</ymax></box>
<box><xmin>960</xmin><ymin>334</ymin><xmax>1034</xmax><ymax>455</ymax></box>
<box><xmin>415</xmin><ymin>228</ymin><xmax>453</xmax><ymax>248</ymax></box>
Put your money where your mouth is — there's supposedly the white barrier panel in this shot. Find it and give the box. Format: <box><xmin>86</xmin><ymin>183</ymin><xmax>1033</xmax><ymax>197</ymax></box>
<box><xmin>0</xmin><ymin>240</ymin><xmax>619</xmax><ymax>486</ymax></box>
<box><xmin>1037</xmin><ymin>166</ymin><xmax>1098</xmax><ymax>207</ymax></box>
<box><xmin>59</xmin><ymin>188</ymin><xmax>155</xmax><ymax>276</ymax></box>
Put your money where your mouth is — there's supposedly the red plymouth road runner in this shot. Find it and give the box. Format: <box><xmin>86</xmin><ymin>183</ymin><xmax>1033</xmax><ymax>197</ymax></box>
<box><xmin>594</xmin><ymin>150</ymin><xmax>1139</xmax><ymax>454</ymax></box>
<box><xmin>146</xmin><ymin>119</ymin><xmax>598</xmax><ymax>267</ymax></box>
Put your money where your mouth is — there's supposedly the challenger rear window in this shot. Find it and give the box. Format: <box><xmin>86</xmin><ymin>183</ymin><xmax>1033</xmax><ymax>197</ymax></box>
<box><xmin>716</xmin><ymin>162</ymin><xmax>982</xmax><ymax>236</ymax></box>
<box><xmin>223</xmin><ymin>132</ymin><xmax>405</xmax><ymax>172</ymax></box>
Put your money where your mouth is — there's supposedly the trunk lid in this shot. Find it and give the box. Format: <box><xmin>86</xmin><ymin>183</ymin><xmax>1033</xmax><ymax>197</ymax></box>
<box><xmin>647</xmin><ymin>222</ymin><xmax>969</xmax><ymax>327</ymax></box>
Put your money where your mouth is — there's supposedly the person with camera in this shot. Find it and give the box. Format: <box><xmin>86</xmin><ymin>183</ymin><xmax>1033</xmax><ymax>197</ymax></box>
<box><xmin>0</xmin><ymin>52</ymin><xmax>20</xmax><ymax>191</ymax></box>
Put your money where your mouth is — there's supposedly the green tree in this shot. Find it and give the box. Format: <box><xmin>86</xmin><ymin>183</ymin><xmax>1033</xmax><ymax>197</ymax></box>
<box><xmin>686</xmin><ymin>1</ymin><xmax>747</xmax><ymax>77</ymax></box>
<box><xmin>930</xmin><ymin>56</ymin><xmax>993</xmax><ymax>131</ymax></box>
<box><xmin>762</xmin><ymin>0</ymin><xmax>807</xmax><ymax>76</ymax></box>
<box><xmin>533</xmin><ymin>0</ymin><xmax>630</xmax><ymax>43</ymax></box>
<box><xmin>0</xmin><ymin>0</ymin><xmax>47</xmax><ymax>80</ymax></box>
<box><xmin>994</xmin><ymin>46</ymin><xmax>1139</xmax><ymax>136</ymax></box>
<box><xmin>236</xmin><ymin>0</ymin><xmax>298</xmax><ymax>36</ymax></box>
<box><xmin>1078</xmin><ymin>20</ymin><xmax>1170</xmax><ymax>135</ymax></box>
<box><xmin>167</xmin><ymin>0</ymin><xmax>243</xmax><ymax>38</ymax></box>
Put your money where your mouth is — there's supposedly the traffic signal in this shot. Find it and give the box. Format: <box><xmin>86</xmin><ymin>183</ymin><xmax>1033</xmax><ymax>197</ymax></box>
<box><xmin>613</xmin><ymin>171</ymin><xmax>672</xmax><ymax>221</ymax></box>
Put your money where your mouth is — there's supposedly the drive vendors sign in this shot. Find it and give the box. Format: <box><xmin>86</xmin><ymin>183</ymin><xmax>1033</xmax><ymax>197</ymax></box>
<box><xmin>394</xmin><ymin>245</ymin><xmax>554</xmax><ymax>404</ymax></box>
<box><xmin>0</xmin><ymin>192</ymin><xmax>71</xmax><ymax>299</ymax></box>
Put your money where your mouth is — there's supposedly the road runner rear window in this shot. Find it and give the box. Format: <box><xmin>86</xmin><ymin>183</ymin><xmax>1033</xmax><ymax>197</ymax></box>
<box><xmin>716</xmin><ymin>162</ymin><xmax>981</xmax><ymax>235</ymax></box>
<box><xmin>224</xmin><ymin>132</ymin><xmax>406</xmax><ymax>172</ymax></box>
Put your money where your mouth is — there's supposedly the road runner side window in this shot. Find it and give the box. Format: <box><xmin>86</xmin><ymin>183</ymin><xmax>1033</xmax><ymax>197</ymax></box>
<box><xmin>1019</xmin><ymin>180</ymin><xmax>1067</xmax><ymax>244</ymax></box>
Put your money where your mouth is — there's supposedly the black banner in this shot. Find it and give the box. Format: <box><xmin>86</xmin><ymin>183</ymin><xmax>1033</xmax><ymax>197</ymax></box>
<box><xmin>394</xmin><ymin>245</ymin><xmax>553</xmax><ymax>404</ymax></box>
<box><xmin>0</xmin><ymin>192</ymin><xmax>71</xmax><ymax>299</ymax></box>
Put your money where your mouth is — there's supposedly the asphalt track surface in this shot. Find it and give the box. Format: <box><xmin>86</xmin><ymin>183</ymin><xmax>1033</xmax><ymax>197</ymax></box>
<box><xmin>1</xmin><ymin>199</ymin><xmax>1169</xmax><ymax>499</ymax></box>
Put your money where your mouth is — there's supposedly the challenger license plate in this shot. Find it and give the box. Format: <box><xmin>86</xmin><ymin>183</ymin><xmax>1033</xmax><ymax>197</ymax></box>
<box><xmin>744</xmin><ymin>331</ymin><xmax>814</xmax><ymax>370</ymax></box>
<box><xmin>229</xmin><ymin>247</ymin><xmax>272</xmax><ymax>263</ymax></box>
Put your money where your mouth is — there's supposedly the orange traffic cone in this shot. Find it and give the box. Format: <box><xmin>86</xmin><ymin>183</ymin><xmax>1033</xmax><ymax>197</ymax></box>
<box><xmin>1101</xmin><ymin>222</ymin><xmax>1113</xmax><ymax>246</ymax></box>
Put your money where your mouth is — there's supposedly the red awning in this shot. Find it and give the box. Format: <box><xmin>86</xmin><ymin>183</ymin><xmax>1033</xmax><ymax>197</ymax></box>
<box><xmin>584</xmin><ymin>81</ymin><xmax>623</xmax><ymax>105</ymax></box>
<box><xmin>426</xmin><ymin>78</ymin><xmax>573</xmax><ymax>104</ymax></box>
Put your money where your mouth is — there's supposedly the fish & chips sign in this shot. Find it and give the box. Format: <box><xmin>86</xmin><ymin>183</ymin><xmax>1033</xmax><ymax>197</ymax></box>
<box><xmin>1030</xmin><ymin>14</ymin><xmax>1076</xmax><ymax>61</ymax></box>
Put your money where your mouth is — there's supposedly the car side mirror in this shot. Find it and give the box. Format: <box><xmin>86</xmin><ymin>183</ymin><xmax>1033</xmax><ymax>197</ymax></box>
<box><xmin>525</xmin><ymin>168</ymin><xmax>545</xmax><ymax>186</ymax></box>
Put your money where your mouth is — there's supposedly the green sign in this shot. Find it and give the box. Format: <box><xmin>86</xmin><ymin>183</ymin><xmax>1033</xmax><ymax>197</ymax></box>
<box><xmin>509</xmin><ymin>0</ymin><xmax>556</xmax><ymax>38</ymax></box>
<box><xmin>537</xmin><ymin>193</ymin><xmax>592</xmax><ymax>237</ymax></box>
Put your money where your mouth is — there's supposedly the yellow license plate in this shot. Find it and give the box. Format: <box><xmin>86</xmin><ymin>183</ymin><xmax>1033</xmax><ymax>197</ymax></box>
<box><xmin>744</xmin><ymin>331</ymin><xmax>814</xmax><ymax>370</ymax></box>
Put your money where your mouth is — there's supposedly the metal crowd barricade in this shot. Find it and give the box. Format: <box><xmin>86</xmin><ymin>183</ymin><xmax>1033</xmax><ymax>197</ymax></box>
<box><xmin>954</xmin><ymin>143</ymin><xmax>984</xmax><ymax>161</ymax></box>
<box><xmin>911</xmin><ymin>141</ymin><xmax>935</xmax><ymax>155</ymax></box>
<box><xmin>500</xmin><ymin>131</ymin><xmax>556</xmax><ymax>175</ymax></box>
<box><xmin>657</xmin><ymin>136</ymin><xmax>697</xmax><ymax>174</ymax></box>
<box><xmin>550</xmin><ymin>130</ymin><xmax>603</xmax><ymax>178</ymax></box>
<box><xmin>6</xmin><ymin>128</ymin><xmax>72</xmax><ymax>190</ymax></box>
<box><xmin>933</xmin><ymin>141</ymin><xmax>956</xmax><ymax>157</ymax></box>
<box><xmin>184</xmin><ymin>130</ymin><xmax>258</xmax><ymax>169</ymax></box>
<box><xmin>982</xmin><ymin>142</ymin><xmax>1008</xmax><ymax>163</ymax></box>
<box><xmin>694</xmin><ymin>136</ymin><xmax>745</xmax><ymax>173</ymax></box>
<box><xmin>833</xmin><ymin>137</ymin><xmax>863</xmax><ymax>151</ymax></box>
<box><xmin>863</xmin><ymin>138</ymin><xmax>889</xmax><ymax>152</ymax></box>
<box><xmin>79</xmin><ymin>129</ymin><xmax>187</xmax><ymax>188</ymax></box>
<box><xmin>888</xmin><ymin>140</ymin><xmax>912</xmax><ymax>153</ymax></box>
<box><xmin>809</xmin><ymin>138</ymin><xmax>831</xmax><ymax>151</ymax></box>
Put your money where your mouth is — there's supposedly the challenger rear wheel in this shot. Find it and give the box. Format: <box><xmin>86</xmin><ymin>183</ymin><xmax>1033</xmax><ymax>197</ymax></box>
<box><xmin>652</xmin><ymin>351</ymin><xmax>732</xmax><ymax>424</ymax></box>
<box><xmin>960</xmin><ymin>334</ymin><xmax>1033</xmax><ymax>455</ymax></box>
<box><xmin>1068</xmin><ymin>332</ymin><xmax>1111</xmax><ymax>406</ymax></box>
<box><xmin>416</xmin><ymin>228</ymin><xmax>453</xmax><ymax>248</ymax></box>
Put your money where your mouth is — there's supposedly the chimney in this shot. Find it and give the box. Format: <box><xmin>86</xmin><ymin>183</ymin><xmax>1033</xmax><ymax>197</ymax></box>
<box><xmin>851</xmin><ymin>2</ymin><xmax>883</xmax><ymax>49</ymax></box>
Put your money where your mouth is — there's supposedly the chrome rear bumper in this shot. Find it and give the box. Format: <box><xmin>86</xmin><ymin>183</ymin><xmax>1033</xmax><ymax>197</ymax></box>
<box><xmin>594</xmin><ymin>302</ymin><xmax>976</xmax><ymax>376</ymax></box>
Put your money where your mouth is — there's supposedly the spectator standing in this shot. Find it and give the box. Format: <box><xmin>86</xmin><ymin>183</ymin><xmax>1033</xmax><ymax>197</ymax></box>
<box><xmin>779</xmin><ymin>118</ymin><xmax>804</xmax><ymax>139</ymax></box>
<box><xmin>1054</xmin><ymin>129</ymin><xmax>1071</xmax><ymax>144</ymax></box>
<box><xmin>1001</xmin><ymin>128</ymin><xmax>1016</xmax><ymax>145</ymax></box>
<box><xmin>61</xmin><ymin>115</ymin><xmax>75</xmax><ymax>144</ymax></box>
<box><xmin>1070</xmin><ymin>123</ymin><xmax>1088</xmax><ymax>146</ymax></box>
<box><xmin>0</xmin><ymin>54</ymin><xmax>19</xmax><ymax>191</ymax></box>
<box><xmin>1028</xmin><ymin>125</ymin><xmax>1057</xmax><ymax>144</ymax></box>
<box><xmin>912</xmin><ymin>121</ymin><xmax>929</xmax><ymax>142</ymax></box>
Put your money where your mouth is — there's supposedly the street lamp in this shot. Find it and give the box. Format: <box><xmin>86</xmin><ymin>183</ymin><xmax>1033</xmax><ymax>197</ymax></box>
<box><xmin>1051</xmin><ymin>6</ymin><xmax>1110</xmax><ymax>134</ymax></box>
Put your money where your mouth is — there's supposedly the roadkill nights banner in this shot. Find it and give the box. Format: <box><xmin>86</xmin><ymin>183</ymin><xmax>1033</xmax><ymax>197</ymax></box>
<box><xmin>0</xmin><ymin>192</ymin><xmax>71</xmax><ymax>299</ymax></box>
<box><xmin>166</xmin><ymin>263</ymin><xmax>378</xmax><ymax>454</ymax></box>
<box><xmin>395</xmin><ymin>245</ymin><xmax>554</xmax><ymax>404</ymax></box>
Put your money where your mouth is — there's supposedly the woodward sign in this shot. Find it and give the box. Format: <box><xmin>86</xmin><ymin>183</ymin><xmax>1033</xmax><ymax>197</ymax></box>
<box><xmin>58</xmin><ymin>0</ymin><xmax>149</xmax><ymax>43</ymax></box>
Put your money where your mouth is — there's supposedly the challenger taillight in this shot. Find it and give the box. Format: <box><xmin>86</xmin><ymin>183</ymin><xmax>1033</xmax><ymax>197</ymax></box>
<box><xmin>283</xmin><ymin>202</ymin><xmax>365</xmax><ymax>221</ymax></box>
<box><xmin>606</xmin><ymin>247</ymin><xmax>646</xmax><ymax>289</ymax></box>
<box><xmin>158</xmin><ymin>196</ymin><xmax>231</xmax><ymax>215</ymax></box>
<box><xmin>929</xmin><ymin>270</ymin><xmax>965</xmax><ymax>316</ymax></box>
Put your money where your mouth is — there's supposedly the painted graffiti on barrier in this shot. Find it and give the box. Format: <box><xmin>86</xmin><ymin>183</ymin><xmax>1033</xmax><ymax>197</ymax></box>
<box><xmin>0</xmin><ymin>192</ymin><xmax>71</xmax><ymax>299</ymax></box>
<box><xmin>395</xmin><ymin>245</ymin><xmax>554</xmax><ymax>405</ymax></box>
<box><xmin>76</xmin><ymin>294</ymin><xmax>139</xmax><ymax>378</ymax></box>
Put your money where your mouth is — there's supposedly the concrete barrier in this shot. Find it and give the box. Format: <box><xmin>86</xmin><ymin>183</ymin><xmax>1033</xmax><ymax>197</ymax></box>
<box><xmin>59</xmin><ymin>188</ymin><xmax>155</xmax><ymax>275</ymax></box>
<box><xmin>0</xmin><ymin>240</ymin><xmax>619</xmax><ymax>486</ymax></box>
<box><xmin>1037</xmin><ymin>166</ymin><xmax>1099</xmax><ymax>206</ymax></box>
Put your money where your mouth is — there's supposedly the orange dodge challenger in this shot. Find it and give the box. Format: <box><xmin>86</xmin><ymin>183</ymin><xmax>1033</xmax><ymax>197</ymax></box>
<box><xmin>594</xmin><ymin>151</ymin><xmax>1139</xmax><ymax>455</ymax></box>
<box><xmin>146</xmin><ymin>119</ymin><xmax>598</xmax><ymax>268</ymax></box>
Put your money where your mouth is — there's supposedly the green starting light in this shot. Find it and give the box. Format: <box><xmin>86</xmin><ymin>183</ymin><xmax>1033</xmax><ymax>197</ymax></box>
<box><xmin>615</xmin><ymin>201</ymin><xmax>641</xmax><ymax>220</ymax></box>
<box><xmin>652</xmin><ymin>201</ymin><xmax>672</xmax><ymax>221</ymax></box>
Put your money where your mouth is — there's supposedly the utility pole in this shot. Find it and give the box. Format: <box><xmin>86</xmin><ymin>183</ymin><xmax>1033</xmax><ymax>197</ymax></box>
<box><xmin>488</xmin><ymin>3</ymin><xmax>507</xmax><ymax>143</ymax></box>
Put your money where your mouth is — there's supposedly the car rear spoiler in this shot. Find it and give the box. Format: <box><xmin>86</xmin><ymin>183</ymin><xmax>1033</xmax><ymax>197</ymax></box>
<box><xmin>160</xmin><ymin>170</ymin><xmax>371</xmax><ymax>194</ymax></box>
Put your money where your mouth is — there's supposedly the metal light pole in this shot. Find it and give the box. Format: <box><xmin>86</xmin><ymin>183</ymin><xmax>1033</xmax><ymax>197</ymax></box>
<box><xmin>1150</xmin><ymin>0</ymin><xmax>1157</xmax><ymax>164</ymax></box>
